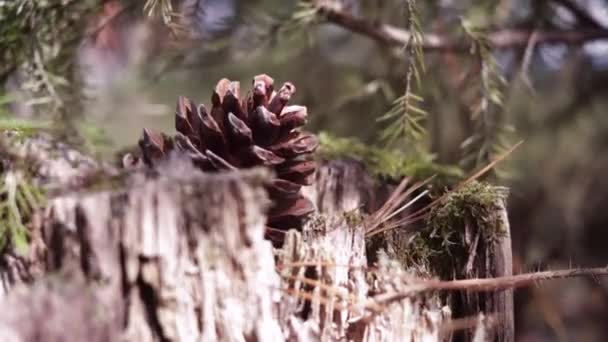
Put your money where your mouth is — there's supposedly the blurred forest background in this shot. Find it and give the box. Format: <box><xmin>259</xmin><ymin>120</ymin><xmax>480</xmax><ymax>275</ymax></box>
<box><xmin>2</xmin><ymin>0</ymin><xmax>608</xmax><ymax>340</ymax></box>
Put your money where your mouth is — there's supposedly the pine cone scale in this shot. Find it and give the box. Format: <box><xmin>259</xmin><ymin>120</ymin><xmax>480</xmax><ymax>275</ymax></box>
<box><xmin>266</xmin><ymin>179</ymin><xmax>302</xmax><ymax>199</ymax></box>
<box><xmin>251</xmin><ymin>107</ymin><xmax>280</xmax><ymax>146</ymax></box>
<box><xmin>226</xmin><ymin>113</ymin><xmax>253</xmax><ymax>147</ymax></box>
<box><xmin>175</xmin><ymin>97</ymin><xmax>204</xmax><ymax>147</ymax></box>
<box><xmin>268</xmin><ymin>196</ymin><xmax>315</xmax><ymax>228</ymax></box>
<box><xmin>277</xmin><ymin>159</ymin><xmax>316</xmax><ymax>185</ymax></box>
<box><xmin>206</xmin><ymin>150</ymin><xmax>236</xmax><ymax>170</ymax></box>
<box><xmin>270</xmin><ymin>133</ymin><xmax>318</xmax><ymax>158</ymax></box>
<box><xmin>198</xmin><ymin>105</ymin><xmax>226</xmax><ymax>154</ymax></box>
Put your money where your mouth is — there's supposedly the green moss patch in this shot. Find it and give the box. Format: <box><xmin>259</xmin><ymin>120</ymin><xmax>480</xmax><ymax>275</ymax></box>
<box><xmin>389</xmin><ymin>181</ymin><xmax>507</xmax><ymax>277</ymax></box>
<box><xmin>317</xmin><ymin>132</ymin><xmax>463</xmax><ymax>185</ymax></box>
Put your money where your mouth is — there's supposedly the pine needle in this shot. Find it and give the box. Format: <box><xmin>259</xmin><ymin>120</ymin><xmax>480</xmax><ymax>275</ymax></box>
<box><xmin>366</xmin><ymin>140</ymin><xmax>522</xmax><ymax>238</ymax></box>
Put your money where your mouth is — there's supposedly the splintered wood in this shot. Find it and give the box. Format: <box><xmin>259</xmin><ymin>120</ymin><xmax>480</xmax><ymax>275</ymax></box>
<box><xmin>277</xmin><ymin>159</ymin><xmax>450</xmax><ymax>341</ymax></box>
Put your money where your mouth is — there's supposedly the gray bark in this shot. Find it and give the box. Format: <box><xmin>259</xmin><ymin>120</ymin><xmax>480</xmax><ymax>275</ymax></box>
<box><xmin>1</xmin><ymin>152</ymin><xmax>283</xmax><ymax>341</ymax></box>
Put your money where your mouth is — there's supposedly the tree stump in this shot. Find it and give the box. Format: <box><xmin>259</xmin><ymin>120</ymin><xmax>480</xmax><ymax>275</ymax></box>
<box><xmin>1</xmin><ymin>162</ymin><xmax>283</xmax><ymax>341</ymax></box>
<box><xmin>0</xmin><ymin>135</ymin><xmax>515</xmax><ymax>341</ymax></box>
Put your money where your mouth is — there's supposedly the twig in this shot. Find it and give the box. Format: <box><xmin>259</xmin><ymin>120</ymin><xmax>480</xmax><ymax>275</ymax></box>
<box><xmin>279</xmin><ymin>266</ymin><xmax>608</xmax><ymax>320</ymax></box>
<box><xmin>551</xmin><ymin>0</ymin><xmax>604</xmax><ymax>29</ymax></box>
<box><xmin>440</xmin><ymin>313</ymin><xmax>499</xmax><ymax>333</ymax></box>
<box><xmin>519</xmin><ymin>28</ymin><xmax>540</xmax><ymax>92</ymax></box>
<box><xmin>369</xmin><ymin>266</ymin><xmax>608</xmax><ymax>308</ymax></box>
<box><xmin>316</xmin><ymin>3</ymin><xmax>608</xmax><ymax>51</ymax></box>
<box><xmin>277</xmin><ymin>261</ymin><xmax>370</xmax><ymax>270</ymax></box>
<box><xmin>83</xmin><ymin>2</ymin><xmax>136</xmax><ymax>41</ymax></box>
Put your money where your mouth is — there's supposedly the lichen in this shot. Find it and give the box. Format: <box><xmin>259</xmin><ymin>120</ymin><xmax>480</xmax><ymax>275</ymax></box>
<box><xmin>342</xmin><ymin>208</ymin><xmax>366</xmax><ymax>227</ymax></box>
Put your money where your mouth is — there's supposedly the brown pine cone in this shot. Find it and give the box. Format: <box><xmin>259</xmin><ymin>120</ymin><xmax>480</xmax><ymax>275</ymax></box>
<box><xmin>137</xmin><ymin>74</ymin><xmax>318</xmax><ymax>239</ymax></box>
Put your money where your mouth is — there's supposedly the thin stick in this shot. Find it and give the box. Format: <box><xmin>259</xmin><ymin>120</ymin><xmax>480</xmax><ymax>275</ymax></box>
<box><xmin>370</xmin><ymin>266</ymin><xmax>608</xmax><ymax>307</ymax></box>
<box><xmin>277</xmin><ymin>261</ymin><xmax>370</xmax><ymax>270</ymax></box>
<box><xmin>365</xmin><ymin>175</ymin><xmax>434</xmax><ymax>235</ymax></box>
<box><xmin>440</xmin><ymin>313</ymin><xmax>499</xmax><ymax>333</ymax></box>
<box><xmin>282</xmin><ymin>288</ymin><xmax>349</xmax><ymax>310</ymax></box>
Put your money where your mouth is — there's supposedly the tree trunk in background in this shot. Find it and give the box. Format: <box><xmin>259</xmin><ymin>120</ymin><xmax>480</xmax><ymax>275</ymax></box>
<box><xmin>303</xmin><ymin>159</ymin><xmax>391</xmax><ymax>214</ymax></box>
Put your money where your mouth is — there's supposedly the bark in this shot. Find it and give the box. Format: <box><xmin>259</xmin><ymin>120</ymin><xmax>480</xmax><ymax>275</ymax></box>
<box><xmin>457</xmin><ymin>188</ymin><xmax>514</xmax><ymax>342</ymax></box>
<box><xmin>1</xmin><ymin>157</ymin><xmax>282</xmax><ymax>341</ymax></box>
<box><xmin>303</xmin><ymin>159</ymin><xmax>390</xmax><ymax>215</ymax></box>
<box><xmin>0</xmin><ymin>132</ymin><xmax>108</xmax><ymax>299</ymax></box>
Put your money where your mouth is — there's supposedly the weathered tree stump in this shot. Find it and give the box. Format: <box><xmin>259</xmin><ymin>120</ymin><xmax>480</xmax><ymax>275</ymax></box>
<box><xmin>0</xmin><ymin>135</ymin><xmax>515</xmax><ymax>341</ymax></box>
<box><xmin>2</xmin><ymin>162</ymin><xmax>283</xmax><ymax>341</ymax></box>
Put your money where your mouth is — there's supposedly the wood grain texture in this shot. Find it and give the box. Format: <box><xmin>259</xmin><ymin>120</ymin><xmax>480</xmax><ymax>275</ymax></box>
<box><xmin>457</xmin><ymin>188</ymin><xmax>514</xmax><ymax>342</ymax></box>
<box><xmin>1</xmin><ymin>163</ymin><xmax>283</xmax><ymax>341</ymax></box>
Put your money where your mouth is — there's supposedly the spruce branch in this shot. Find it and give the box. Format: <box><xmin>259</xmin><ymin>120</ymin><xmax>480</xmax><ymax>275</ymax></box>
<box><xmin>377</xmin><ymin>0</ymin><xmax>428</xmax><ymax>146</ymax></box>
<box><xmin>459</xmin><ymin>20</ymin><xmax>513</xmax><ymax>175</ymax></box>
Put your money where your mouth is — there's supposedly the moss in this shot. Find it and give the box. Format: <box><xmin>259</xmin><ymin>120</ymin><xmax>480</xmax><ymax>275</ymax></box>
<box><xmin>0</xmin><ymin>119</ymin><xmax>52</xmax><ymax>137</ymax></box>
<box><xmin>389</xmin><ymin>181</ymin><xmax>506</xmax><ymax>277</ymax></box>
<box><xmin>342</xmin><ymin>208</ymin><xmax>366</xmax><ymax>227</ymax></box>
<box><xmin>317</xmin><ymin>132</ymin><xmax>463</xmax><ymax>185</ymax></box>
<box><xmin>428</xmin><ymin>181</ymin><xmax>506</xmax><ymax>243</ymax></box>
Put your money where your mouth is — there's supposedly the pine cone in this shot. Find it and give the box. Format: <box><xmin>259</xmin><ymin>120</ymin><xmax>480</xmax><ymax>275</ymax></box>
<box><xmin>137</xmin><ymin>74</ymin><xmax>318</xmax><ymax>238</ymax></box>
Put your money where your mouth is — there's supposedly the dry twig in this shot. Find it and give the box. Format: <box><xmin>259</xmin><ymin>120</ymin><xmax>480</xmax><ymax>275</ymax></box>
<box><xmin>369</xmin><ymin>266</ymin><xmax>608</xmax><ymax>307</ymax></box>
<box><xmin>315</xmin><ymin>2</ymin><xmax>608</xmax><ymax>51</ymax></box>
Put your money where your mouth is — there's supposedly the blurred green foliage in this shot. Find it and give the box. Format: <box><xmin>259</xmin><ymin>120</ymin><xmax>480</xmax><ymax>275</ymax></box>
<box><xmin>0</xmin><ymin>170</ymin><xmax>45</xmax><ymax>254</ymax></box>
<box><xmin>0</xmin><ymin>0</ymin><xmax>99</xmax><ymax>111</ymax></box>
